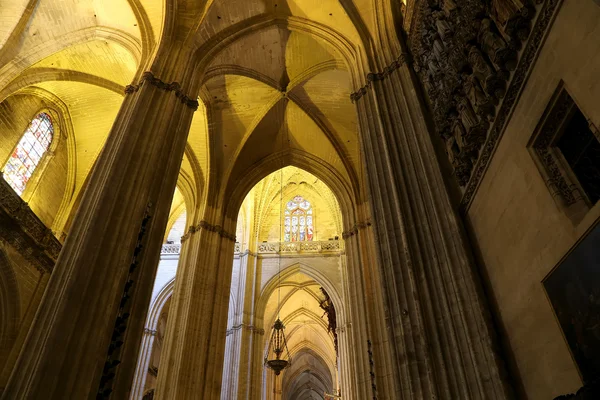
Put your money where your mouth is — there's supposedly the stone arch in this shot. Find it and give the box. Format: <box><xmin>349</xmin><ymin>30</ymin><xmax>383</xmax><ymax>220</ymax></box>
<box><xmin>0</xmin><ymin>26</ymin><xmax>142</xmax><ymax>90</ymax></box>
<box><xmin>224</xmin><ymin>150</ymin><xmax>360</xmax><ymax>233</ymax></box>
<box><xmin>129</xmin><ymin>277</ymin><xmax>176</xmax><ymax>399</ymax></box>
<box><xmin>0</xmin><ymin>69</ymin><xmax>125</xmax><ymax>102</ymax></box>
<box><xmin>281</xmin><ymin>346</ymin><xmax>334</xmax><ymax>400</ymax></box>
<box><xmin>0</xmin><ymin>249</ymin><xmax>20</xmax><ymax>371</ymax></box>
<box><xmin>4</xmin><ymin>87</ymin><xmax>78</xmax><ymax>235</ymax></box>
<box><xmin>146</xmin><ymin>277</ymin><xmax>175</xmax><ymax>332</ymax></box>
<box><xmin>192</xmin><ymin>16</ymin><xmax>366</xmax><ymax>87</ymax></box>
<box><xmin>256</xmin><ymin>262</ymin><xmax>345</xmax><ymax>333</ymax></box>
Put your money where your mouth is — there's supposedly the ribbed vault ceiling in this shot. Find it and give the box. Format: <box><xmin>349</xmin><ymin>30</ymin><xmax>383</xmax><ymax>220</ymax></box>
<box><xmin>0</xmin><ymin>0</ymin><xmax>371</xmax><ymax>231</ymax></box>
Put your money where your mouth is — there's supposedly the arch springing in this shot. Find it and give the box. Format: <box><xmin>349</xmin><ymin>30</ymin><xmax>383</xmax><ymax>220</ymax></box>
<box><xmin>284</xmin><ymin>195</ymin><xmax>313</xmax><ymax>242</ymax></box>
<box><xmin>3</xmin><ymin>112</ymin><xmax>54</xmax><ymax>195</ymax></box>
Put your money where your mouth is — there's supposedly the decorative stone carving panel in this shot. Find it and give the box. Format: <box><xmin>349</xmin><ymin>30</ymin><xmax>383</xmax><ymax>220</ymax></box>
<box><xmin>409</xmin><ymin>0</ymin><xmax>540</xmax><ymax>187</ymax></box>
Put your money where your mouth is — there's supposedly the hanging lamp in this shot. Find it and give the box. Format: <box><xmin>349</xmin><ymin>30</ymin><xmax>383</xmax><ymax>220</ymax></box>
<box><xmin>264</xmin><ymin>165</ymin><xmax>291</xmax><ymax>376</ymax></box>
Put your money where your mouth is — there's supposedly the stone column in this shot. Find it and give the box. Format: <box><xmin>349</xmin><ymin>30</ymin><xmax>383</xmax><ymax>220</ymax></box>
<box><xmin>154</xmin><ymin>214</ymin><xmax>237</xmax><ymax>399</ymax></box>
<box><xmin>353</xmin><ymin>51</ymin><xmax>512</xmax><ymax>398</ymax></box>
<box><xmin>0</xmin><ymin>44</ymin><xmax>199</xmax><ymax>400</ymax></box>
<box><xmin>341</xmin><ymin>223</ymin><xmax>397</xmax><ymax>400</ymax></box>
<box><xmin>130</xmin><ymin>329</ymin><xmax>157</xmax><ymax>400</ymax></box>
<box><xmin>231</xmin><ymin>251</ymin><xmax>261</xmax><ymax>400</ymax></box>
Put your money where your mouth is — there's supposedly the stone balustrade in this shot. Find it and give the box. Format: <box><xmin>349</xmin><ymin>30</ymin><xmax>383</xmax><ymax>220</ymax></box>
<box><xmin>257</xmin><ymin>240</ymin><xmax>341</xmax><ymax>254</ymax></box>
<box><xmin>160</xmin><ymin>241</ymin><xmax>342</xmax><ymax>256</ymax></box>
<box><xmin>161</xmin><ymin>243</ymin><xmax>181</xmax><ymax>254</ymax></box>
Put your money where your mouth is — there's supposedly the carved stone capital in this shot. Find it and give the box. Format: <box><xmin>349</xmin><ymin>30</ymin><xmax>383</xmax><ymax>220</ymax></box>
<box><xmin>125</xmin><ymin>71</ymin><xmax>199</xmax><ymax>111</ymax></box>
<box><xmin>182</xmin><ymin>220</ymin><xmax>236</xmax><ymax>242</ymax></box>
<box><xmin>341</xmin><ymin>220</ymin><xmax>372</xmax><ymax>239</ymax></box>
<box><xmin>350</xmin><ymin>54</ymin><xmax>410</xmax><ymax>102</ymax></box>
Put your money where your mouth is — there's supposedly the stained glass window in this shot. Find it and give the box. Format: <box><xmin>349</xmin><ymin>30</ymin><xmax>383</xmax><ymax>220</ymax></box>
<box><xmin>284</xmin><ymin>195</ymin><xmax>313</xmax><ymax>242</ymax></box>
<box><xmin>2</xmin><ymin>112</ymin><xmax>54</xmax><ymax>195</ymax></box>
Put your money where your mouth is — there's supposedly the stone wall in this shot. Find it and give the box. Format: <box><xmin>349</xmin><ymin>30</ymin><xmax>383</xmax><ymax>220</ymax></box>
<box><xmin>465</xmin><ymin>1</ymin><xmax>600</xmax><ymax>398</ymax></box>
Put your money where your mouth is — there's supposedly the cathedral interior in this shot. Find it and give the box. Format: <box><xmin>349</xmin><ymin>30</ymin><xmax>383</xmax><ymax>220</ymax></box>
<box><xmin>0</xmin><ymin>0</ymin><xmax>599</xmax><ymax>399</ymax></box>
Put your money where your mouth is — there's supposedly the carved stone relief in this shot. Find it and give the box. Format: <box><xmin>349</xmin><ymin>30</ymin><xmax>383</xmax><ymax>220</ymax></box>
<box><xmin>410</xmin><ymin>0</ymin><xmax>538</xmax><ymax>187</ymax></box>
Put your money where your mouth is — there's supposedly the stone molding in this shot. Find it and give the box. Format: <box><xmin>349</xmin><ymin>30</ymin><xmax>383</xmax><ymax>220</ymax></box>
<box><xmin>225</xmin><ymin>323</ymin><xmax>265</xmax><ymax>336</ymax></box>
<box><xmin>341</xmin><ymin>220</ymin><xmax>371</xmax><ymax>239</ymax></box>
<box><xmin>143</xmin><ymin>328</ymin><xmax>157</xmax><ymax>336</ymax></box>
<box><xmin>0</xmin><ymin>178</ymin><xmax>61</xmax><ymax>273</ymax></box>
<box><xmin>237</xmin><ymin>249</ymin><xmax>258</xmax><ymax>258</ymax></box>
<box><xmin>459</xmin><ymin>0</ymin><xmax>564</xmax><ymax>213</ymax></box>
<box><xmin>181</xmin><ymin>220</ymin><xmax>236</xmax><ymax>242</ymax></box>
<box><xmin>125</xmin><ymin>71</ymin><xmax>199</xmax><ymax>111</ymax></box>
<box><xmin>350</xmin><ymin>54</ymin><xmax>410</xmax><ymax>102</ymax></box>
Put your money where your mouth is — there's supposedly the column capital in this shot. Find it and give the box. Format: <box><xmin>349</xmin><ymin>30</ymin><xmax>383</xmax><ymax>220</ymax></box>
<box><xmin>341</xmin><ymin>220</ymin><xmax>372</xmax><ymax>239</ymax></box>
<box><xmin>350</xmin><ymin>53</ymin><xmax>411</xmax><ymax>102</ymax></box>
<box><xmin>125</xmin><ymin>71</ymin><xmax>199</xmax><ymax>111</ymax></box>
<box><xmin>181</xmin><ymin>219</ymin><xmax>236</xmax><ymax>243</ymax></box>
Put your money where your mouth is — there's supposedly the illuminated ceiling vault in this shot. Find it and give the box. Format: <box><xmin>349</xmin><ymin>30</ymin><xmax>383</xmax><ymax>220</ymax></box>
<box><xmin>0</xmin><ymin>0</ymin><xmax>381</xmax><ymax>235</ymax></box>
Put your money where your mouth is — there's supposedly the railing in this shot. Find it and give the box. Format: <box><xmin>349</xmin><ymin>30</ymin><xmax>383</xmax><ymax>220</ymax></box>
<box><xmin>161</xmin><ymin>243</ymin><xmax>181</xmax><ymax>254</ymax></box>
<box><xmin>160</xmin><ymin>241</ymin><xmax>341</xmax><ymax>256</ymax></box>
<box><xmin>257</xmin><ymin>240</ymin><xmax>341</xmax><ymax>254</ymax></box>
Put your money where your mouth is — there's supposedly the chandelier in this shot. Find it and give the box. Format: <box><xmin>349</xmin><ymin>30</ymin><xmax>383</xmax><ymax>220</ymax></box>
<box><xmin>264</xmin><ymin>167</ymin><xmax>291</xmax><ymax>376</ymax></box>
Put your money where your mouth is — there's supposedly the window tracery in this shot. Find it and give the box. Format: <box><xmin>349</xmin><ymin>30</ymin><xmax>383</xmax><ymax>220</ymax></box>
<box><xmin>284</xmin><ymin>195</ymin><xmax>313</xmax><ymax>242</ymax></box>
<box><xmin>2</xmin><ymin>112</ymin><xmax>54</xmax><ymax>195</ymax></box>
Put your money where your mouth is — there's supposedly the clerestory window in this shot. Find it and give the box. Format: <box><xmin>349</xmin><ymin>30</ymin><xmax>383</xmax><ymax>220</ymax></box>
<box><xmin>284</xmin><ymin>195</ymin><xmax>314</xmax><ymax>242</ymax></box>
<box><xmin>2</xmin><ymin>112</ymin><xmax>54</xmax><ymax>195</ymax></box>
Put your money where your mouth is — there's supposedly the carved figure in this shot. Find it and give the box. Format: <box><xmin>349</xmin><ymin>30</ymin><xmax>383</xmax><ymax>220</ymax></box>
<box><xmin>443</xmin><ymin>0</ymin><xmax>458</xmax><ymax>14</ymax></box>
<box><xmin>467</xmin><ymin>45</ymin><xmax>505</xmax><ymax>99</ymax></box>
<box><xmin>427</xmin><ymin>53</ymin><xmax>442</xmax><ymax>78</ymax></box>
<box><xmin>433</xmin><ymin>10</ymin><xmax>453</xmax><ymax>41</ymax></box>
<box><xmin>445</xmin><ymin>132</ymin><xmax>472</xmax><ymax>186</ymax></box>
<box><xmin>451</xmin><ymin>115</ymin><xmax>468</xmax><ymax>149</ymax></box>
<box><xmin>456</xmin><ymin>96</ymin><xmax>479</xmax><ymax>131</ymax></box>
<box><xmin>448</xmin><ymin>45</ymin><xmax>467</xmax><ymax>72</ymax></box>
<box><xmin>490</xmin><ymin>0</ymin><xmax>528</xmax><ymax>26</ymax></box>
<box><xmin>431</xmin><ymin>32</ymin><xmax>447</xmax><ymax>62</ymax></box>
<box><xmin>478</xmin><ymin>18</ymin><xmax>517</xmax><ymax>71</ymax></box>
<box><xmin>445</xmin><ymin>135</ymin><xmax>461</xmax><ymax>165</ymax></box>
<box><xmin>462</xmin><ymin>72</ymin><xmax>494</xmax><ymax>118</ymax></box>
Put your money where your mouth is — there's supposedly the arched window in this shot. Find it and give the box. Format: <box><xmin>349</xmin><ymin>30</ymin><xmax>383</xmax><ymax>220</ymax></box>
<box><xmin>2</xmin><ymin>112</ymin><xmax>54</xmax><ymax>195</ymax></box>
<box><xmin>284</xmin><ymin>195</ymin><xmax>313</xmax><ymax>242</ymax></box>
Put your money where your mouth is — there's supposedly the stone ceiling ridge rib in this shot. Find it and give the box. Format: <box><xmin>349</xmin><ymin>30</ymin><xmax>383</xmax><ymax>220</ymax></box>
<box><xmin>193</xmin><ymin>16</ymin><xmax>360</xmax><ymax>77</ymax></box>
<box><xmin>0</xmin><ymin>26</ymin><xmax>142</xmax><ymax>92</ymax></box>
